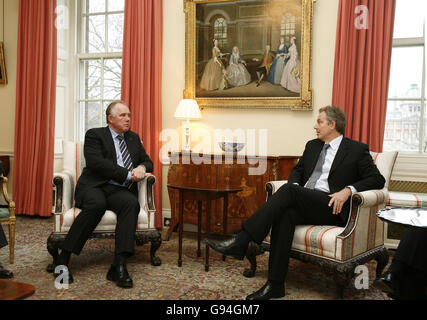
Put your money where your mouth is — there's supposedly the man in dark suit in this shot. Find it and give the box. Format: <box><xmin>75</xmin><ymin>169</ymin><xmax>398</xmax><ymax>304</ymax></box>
<box><xmin>205</xmin><ymin>106</ymin><xmax>386</xmax><ymax>300</ymax></box>
<box><xmin>0</xmin><ymin>226</ymin><xmax>13</xmax><ymax>279</ymax></box>
<box><xmin>375</xmin><ymin>227</ymin><xmax>427</xmax><ymax>300</ymax></box>
<box><xmin>0</xmin><ymin>159</ymin><xmax>13</xmax><ymax>278</ymax></box>
<box><xmin>54</xmin><ymin>101</ymin><xmax>153</xmax><ymax>288</ymax></box>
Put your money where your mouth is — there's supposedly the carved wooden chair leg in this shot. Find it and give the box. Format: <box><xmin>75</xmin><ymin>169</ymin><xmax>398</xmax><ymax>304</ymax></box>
<box><xmin>333</xmin><ymin>271</ymin><xmax>352</xmax><ymax>300</ymax></box>
<box><xmin>374</xmin><ymin>247</ymin><xmax>390</xmax><ymax>279</ymax></box>
<box><xmin>243</xmin><ymin>241</ymin><xmax>264</xmax><ymax>278</ymax></box>
<box><xmin>46</xmin><ymin>234</ymin><xmax>61</xmax><ymax>273</ymax></box>
<box><xmin>9</xmin><ymin>221</ymin><xmax>15</xmax><ymax>264</ymax></box>
<box><xmin>150</xmin><ymin>232</ymin><xmax>162</xmax><ymax>266</ymax></box>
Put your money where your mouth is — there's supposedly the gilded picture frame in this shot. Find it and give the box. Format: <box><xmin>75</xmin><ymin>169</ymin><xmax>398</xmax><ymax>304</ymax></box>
<box><xmin>0</xmin><ymin>42</ymin><xmax>7</xmax><ymax>85</ymax></box>
<box><xmin>184</xmin><ymin>0</ymin><xmax>315</xmax><ymax>110</ymax></box>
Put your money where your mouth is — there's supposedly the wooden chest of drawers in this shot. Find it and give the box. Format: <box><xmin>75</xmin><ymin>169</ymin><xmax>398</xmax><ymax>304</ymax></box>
<box><xmin>167</xmin><ymin>152</ymin><xmax>299</xmax><ymax>236</ymax></box>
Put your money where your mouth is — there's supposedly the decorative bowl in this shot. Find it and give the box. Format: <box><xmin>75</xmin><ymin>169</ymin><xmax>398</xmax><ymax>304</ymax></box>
<box><xmin>218</xmin><ymin>142</ymin><xmax>245</xmax><ymax>153</ymax></box>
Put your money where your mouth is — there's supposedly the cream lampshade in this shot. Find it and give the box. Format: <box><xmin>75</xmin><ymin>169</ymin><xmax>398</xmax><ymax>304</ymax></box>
<box><xmin>174</xmin><ymin>99</ymin><xmax>202</xmax><ymax>152</ymax></box>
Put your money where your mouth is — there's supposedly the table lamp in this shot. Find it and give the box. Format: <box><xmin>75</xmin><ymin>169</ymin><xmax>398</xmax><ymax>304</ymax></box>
<box><xmin>174</xmin><ymin>99</ymin><xmax>202</xmax><ymax>152</ymax></box>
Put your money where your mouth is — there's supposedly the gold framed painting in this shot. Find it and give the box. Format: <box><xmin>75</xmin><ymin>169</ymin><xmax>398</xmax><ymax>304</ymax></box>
<box><xmin>0</xmin><ymin>42</ymin><xmax>7</xmax><ymax>85</ymax></box>
<box><xmin>184</xmin><ymin>0</ymin><xmax>315</xmax><ymax>110</ymax></box>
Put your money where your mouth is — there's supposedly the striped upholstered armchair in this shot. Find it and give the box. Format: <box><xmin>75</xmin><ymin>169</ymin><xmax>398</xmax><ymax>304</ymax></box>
<box><xmin>46</xmin><ymin>141</ymin><xmax>162</xmax><ymax>273</ymax></box>
<box><xmin>243</xmin><ymin>150</ymin><xmax>398</xmax><ymax>299</ymax></box>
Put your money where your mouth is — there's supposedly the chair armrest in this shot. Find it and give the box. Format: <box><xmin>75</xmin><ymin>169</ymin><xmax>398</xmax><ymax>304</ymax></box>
<box><xmin>138</xmin><ymin>173</ymin><xmax>156</xmax><ymax>228</ymax></box>
<box><xmin>0</xmin><ymin>176</ymin><xmax>15</xmax><ymax>218</ymax></box>
<box><xmin>352</xmin><ymin>188</ymin><xmax>388</xmax><ymax>208</ymax></box>
<box><xmin>265</xmin><ymin>180</ymin><xmax>288</xmax><ymax>198</ymax></box>
<box><xmin>53</xmin><ymin>172</ymin><xmax>74</xmax><ymax>215</ymax></box>
<box><xmin>338</xmin><ymin>188</ymin><xmax>388</xmax><ymax>244</ymax></box>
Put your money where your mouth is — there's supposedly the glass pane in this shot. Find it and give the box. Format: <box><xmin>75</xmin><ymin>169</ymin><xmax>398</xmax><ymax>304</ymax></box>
<box><xmin>104</xmin><ymin>59</ymin><xmax>122</xmax><ymax>100</ymax></box>
<box><xmin>81</xmin><ymin>101</ymin><xmax>102</xmax><ymax>133</ymax></box>
<box><xmin>85</xmin><ymin>15</ymin><xmax>106</xmax><ymax>53</ymax></box>
<box><xmin>107</xmin><ymin>13</ymin><xmax>124</xmax><ymax>52</ymax></box>
<box><xmin>88</xmin><ymin>0</ymin><xmax>105</xmax><ymax>13</ymax></box>
<box><xmin>388</xmin><ymin>46</ymin><xmax>423</xmax><ymax>98</ymax></box>
<box><xmin>108</xmin><ymin>0</ymin><xmax>124</xmax><ymax>12</ymax></box>
<box><xmin>103</xmin><ymin>101</ymin><xmax>114</xmax><ymax>125</ymax></box>
<box><xmin>383</xmin><ymin>100</ymin><xmax>421</xmax><ymax>152</ymax></box>
<box><xmin>393</xmin><ymin>0</ymin><xmax>426</xmax><ymax>39</ymax></box>
<box><xmin>80</xmin><ymin>59</ymin><xmax>101</xmax><ymax>99</ymax></box>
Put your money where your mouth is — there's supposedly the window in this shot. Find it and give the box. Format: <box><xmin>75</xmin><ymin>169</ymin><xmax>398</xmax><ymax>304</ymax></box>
<box><xmin>77</xmin><ymin>0</ymin><xmax>125</xmax><ymax>140</ymax></box>
<box><xmin>213</xmin><ymin>16</ymin><xmax>227</xmax><ymax>50</ymax></box>
<box><xmin>383</xmin><ymin>0</ymin><xmax>426</xmax><ymax>153</ymax></box>
<box><xmin>281</xmin><ymin>13</ymin><xmax>296</xmax><ymax>43</ymax></box>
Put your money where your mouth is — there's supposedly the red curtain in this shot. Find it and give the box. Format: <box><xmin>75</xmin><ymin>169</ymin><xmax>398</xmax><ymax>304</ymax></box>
<box><xmin>332</xmin><ymin>0</ymin><xmax>396</xmax><ymax>152</ymax></box>
<box><xmin>13</xmin><ymin>0</ymin><xmax>57</xmax><ymax>217</ymax></box>
<box><xmin>122</xmin><ymin>0</ymin><xmax>163</xmax><ymax>228</ymax></box>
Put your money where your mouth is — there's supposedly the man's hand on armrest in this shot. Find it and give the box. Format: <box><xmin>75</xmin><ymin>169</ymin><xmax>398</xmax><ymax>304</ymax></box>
<box><xmin>131</xmin><ymin>165</ymin><xmax>147</xmax><ymax>182</ymax></box>
<box><xmin>328</xmin><ymin>187</ymin><xmax>353</xmax><ymax>215</ymax></box>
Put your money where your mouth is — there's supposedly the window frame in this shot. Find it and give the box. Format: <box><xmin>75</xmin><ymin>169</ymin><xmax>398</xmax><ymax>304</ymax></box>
<box><xmin>76</xmin><ymin>0</ymin><xmax>124</xmax><ymax>141</ymax></box>
<box><xmin>212</xmin><ymin>15</ymin><xmax>227</xmax><ymax>50</ymax></box>
<box><xmin>386</xmin><ymin>35</ymin><xmax>426</xmax><ymax>154</ymax></box>
<box><xmin>280</xmin><ymin>13</ymin><xmax>296</xmax><ymax>43</ymax></box>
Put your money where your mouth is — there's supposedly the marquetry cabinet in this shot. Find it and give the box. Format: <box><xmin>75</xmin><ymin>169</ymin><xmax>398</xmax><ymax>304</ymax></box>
<box><xmin>166</xmin><ymin>152</ymin><xmax>299</xmax><ymax>237</ymax></box>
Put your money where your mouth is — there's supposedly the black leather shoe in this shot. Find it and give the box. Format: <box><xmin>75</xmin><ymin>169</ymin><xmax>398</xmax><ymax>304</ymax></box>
<box><xmin>204</xmin><ymin>235</ymin><xmax>247</xmax><ymax>260</ymax></box>
<box><xmin>53</xmin><ymin>264</ymin><xmax>74</xmax><ymax>284</ymax></box>
<box><xmin>0</xmin><ymin>263</ymin><xmax>13</xmax><ymax>279</ymax></box>
<box><xmin>374</xmin><ymin>271</ymin><xmax>397</xmax><ymax>295</ymax></box>
<box><xmin>107</xmin><ymin>263</ymin><xmax>133</xmax><ymax>288</ymax></box>
<box><xmin>246</xmin><ymin>281</ymin><xmax>285</xmax><ymax>300</ymax></box>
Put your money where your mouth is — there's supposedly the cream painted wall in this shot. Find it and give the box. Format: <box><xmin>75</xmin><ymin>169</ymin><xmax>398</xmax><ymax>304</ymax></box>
<box><xmin>161</xmin><ymin>0</ymin><xmax>340</xmax><ymax>210</ymax></box>
<box><xmin>0</xmin><ymin>0</ymin><xmax>19</xmax><ymax>197</ymax></box>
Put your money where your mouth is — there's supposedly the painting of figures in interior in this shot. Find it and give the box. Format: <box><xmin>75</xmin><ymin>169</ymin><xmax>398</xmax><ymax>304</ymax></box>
<box><xmin>195</xmin><ymin>0</ymin><xmax>304</xmax><ymax>99</ymax></box>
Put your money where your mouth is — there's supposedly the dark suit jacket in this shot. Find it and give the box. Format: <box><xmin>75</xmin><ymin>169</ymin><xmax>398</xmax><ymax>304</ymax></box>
<box><xmin>74</xmin><ymin>126</ymin><xmax>153</xmax><ymax>208</ymax></box>
<box><xmin>288</xmin><ymin>137</ymin><xmax>386</xmax><ymax>223</ymax></box>
<box><xmin>0</xmin><ymin>225</ymin><xmax>7</xmax><ymax>248</ymax></box>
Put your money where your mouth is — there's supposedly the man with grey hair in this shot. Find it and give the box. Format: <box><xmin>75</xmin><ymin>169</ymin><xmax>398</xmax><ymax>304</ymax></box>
<box><xmin>205</xmin><ymin>105</ymin><xmax>385</xmax><ymax>300</ymax></box>
<box><xmin>54</xmin><ymin>101</ymin><xmax>153</xmax><ymax>288</ymax></box>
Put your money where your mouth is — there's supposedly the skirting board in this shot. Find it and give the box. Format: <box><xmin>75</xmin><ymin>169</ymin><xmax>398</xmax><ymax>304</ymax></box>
<box><xmin>161</xmin><ymin>209</ymin><xmax>200</xmax><ymax>241</ymax></box>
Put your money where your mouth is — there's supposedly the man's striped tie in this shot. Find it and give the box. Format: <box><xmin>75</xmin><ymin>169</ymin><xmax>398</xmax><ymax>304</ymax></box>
<box><xmin>117</xmin><ymin>135</ymin><xmax>134</xmax><ymax>188</ymax></box>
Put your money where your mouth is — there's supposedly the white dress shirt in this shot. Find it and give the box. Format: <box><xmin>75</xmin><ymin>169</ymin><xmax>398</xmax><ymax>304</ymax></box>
<box><xmin>304</xmin><ymin>135</ymin><xmax>356</xmax><ymax>194</ymax></box>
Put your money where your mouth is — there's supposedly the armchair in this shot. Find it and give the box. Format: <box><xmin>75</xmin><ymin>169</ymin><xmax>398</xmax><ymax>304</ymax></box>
<box><xmin>46</xmin><ymin>141</ymin><xmax>162</xmax><ymax>273</ymax></box>
<box><xmin>0</xmin><ymin>161</ymin><xmax>15</xmax><ymax>264</ymax></box>
<box><xmin>243</xmin><ymin>151</ymin><xmax>398</xmax><ymax>299</ymax></box>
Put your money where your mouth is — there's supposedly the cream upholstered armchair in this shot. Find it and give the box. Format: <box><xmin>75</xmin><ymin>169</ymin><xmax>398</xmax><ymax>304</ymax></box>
<box><xmin>243</xmin><ymin>151</ymin><xmax>398</xmax><ymax>299</ymax></box>
<box><xmin>46</xmin><ymin>141</ymin><xmax>162</xmax><ymax>273</ymax></box>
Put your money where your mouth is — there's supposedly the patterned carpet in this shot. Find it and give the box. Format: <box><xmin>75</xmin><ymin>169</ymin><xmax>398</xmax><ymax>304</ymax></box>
<box><xmin>0</xmin><ymin>216</ymin><xmax>392</xmax><ymax>300</ymax></box>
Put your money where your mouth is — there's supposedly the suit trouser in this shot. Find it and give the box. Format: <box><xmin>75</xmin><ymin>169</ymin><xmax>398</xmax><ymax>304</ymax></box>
<box><xmin>394</xmin><ymin>227</ymin><xmax>427</xmax><ymax>273</ymax></box>
<box><xmin>243</xmin><ymin>183</ymin><xmax>346</xmax><ymax>282</ymax></box>
<box><xmin>61</xmin><ymin>183</ymin><xmax>140</xmax><ymax>256</ymax></box>
<box><xmin>389</xmin><ymin>227</ymin><xmax>427</xmax><ymax>299</ymax></box>
<box><xmin>0</xmin><ymin>225</ymin><xmax>7</xmax><ymax>249</ymax></box>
